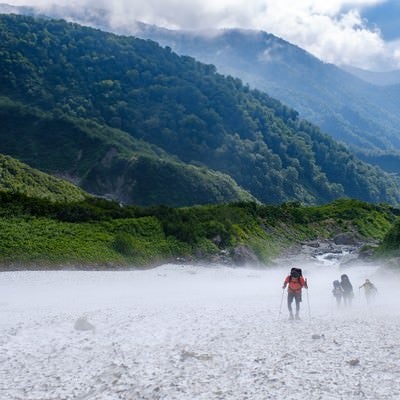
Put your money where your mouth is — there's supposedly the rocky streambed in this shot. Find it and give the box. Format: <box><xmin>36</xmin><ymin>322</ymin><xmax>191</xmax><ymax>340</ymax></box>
<box><xmin>176</xmin><ymin>230</ymin><xmax>380</xmax><ymax>269</ymax></box>
<box><xmin>272</xmin><ymin>232</ymin><xmax>380</xmax><ymax>269</ymax></box>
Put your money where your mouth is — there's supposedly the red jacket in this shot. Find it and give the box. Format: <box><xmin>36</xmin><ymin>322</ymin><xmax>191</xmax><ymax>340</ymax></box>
<box><xmin>284</xmin><ymin>275</ymin><xmax>307</xmax><ymax>293</ymax></box>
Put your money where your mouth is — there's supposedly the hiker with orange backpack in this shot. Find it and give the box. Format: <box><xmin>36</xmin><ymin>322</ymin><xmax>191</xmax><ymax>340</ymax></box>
<box><xmin>282</xmin><ymin>267</ymin><xmax>308</xmax><ymax>320</ymax></box>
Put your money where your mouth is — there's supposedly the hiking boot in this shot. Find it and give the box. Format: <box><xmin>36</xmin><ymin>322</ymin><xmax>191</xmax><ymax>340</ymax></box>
<box><xmin>295</xmin><ymin>314</ymin><xmax>301</xmax><ymax>320</ymax></box>
<box><xmin>289</xmin><ymin>313</ymin><xmax>294</xmax><ymax>320</ymax></box>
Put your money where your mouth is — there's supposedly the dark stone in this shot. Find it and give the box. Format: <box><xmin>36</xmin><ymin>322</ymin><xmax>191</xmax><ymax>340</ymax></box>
<box><xmin>333</xmin><ymin>233</ymin><xmax>358</xmax><ymax>245</ymax></box>
<box><xmin>232</xmin><ymin>245</ymin><xmax>259</xmax><ymax>265</ymax></box>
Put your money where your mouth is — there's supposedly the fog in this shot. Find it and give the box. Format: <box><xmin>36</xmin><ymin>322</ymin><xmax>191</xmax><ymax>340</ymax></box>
<box><xmin>1</xmin><ymin>258</ymin><xmax>396</xmax><ymax>316</ymax></box>
<box><xmin>1</xmin><ymin>259</ymin><xmax>400</xmax><ymax>399</ymax></box>
<box><xmin>4</xmin><ymin>0</ymin><xmax>400</xmax><ymax>70</ymax></box>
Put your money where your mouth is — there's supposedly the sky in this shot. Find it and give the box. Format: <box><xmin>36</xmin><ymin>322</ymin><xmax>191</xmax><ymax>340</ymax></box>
<box><xmin>5</xmin><ymin>0</ymin><xmax>400</xmax><ymax>71</ymax></box>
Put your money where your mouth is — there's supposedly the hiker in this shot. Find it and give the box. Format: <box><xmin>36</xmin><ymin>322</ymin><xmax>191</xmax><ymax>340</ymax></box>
<box><xmin>282</xmin><ymin>267</ymin><xmax>308</xmax><ymax>320</ymax></box>
<box><xmin>359</xmin><ymin>279</ymin><xmax>378</xmax><ymax>304</ymax></box>
<box><xmin>340</xmin><ymin>274</ymin><xmax>354</xmax><ymax>307</ymax></box>
<box><xmin>332</xmin><ymin>280</ymin><xmax>344</xmax><ymax>307</ymax></box>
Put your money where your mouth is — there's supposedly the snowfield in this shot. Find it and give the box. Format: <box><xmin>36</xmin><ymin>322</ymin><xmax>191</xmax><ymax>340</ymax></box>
<box><xmin>1</xmin><ymin>258</ymin><xmax>400</xmax><ymax>400</ymax></box>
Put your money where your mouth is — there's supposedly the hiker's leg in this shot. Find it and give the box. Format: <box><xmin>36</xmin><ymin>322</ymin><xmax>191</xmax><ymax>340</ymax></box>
<box><xmin>288</xmin><ymin>295</ymin><xmax>295</xmax><ymax>319</ymax></box>
<box><xmin>287</xmin><ymin>292</ymin><xmax>294</xmax><ymax>316</ymax></box>
<box><xmin>295</xmin><ymin>293</ymin><xmax>301</xmax><ymax>313</ymax></box>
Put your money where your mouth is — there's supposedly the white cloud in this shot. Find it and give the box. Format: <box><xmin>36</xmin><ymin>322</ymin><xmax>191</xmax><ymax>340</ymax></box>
<box><xmin>254</xmin><ymin>1</ymin><xmax>399</xmax><ymax>71</ymax></box>
<box><xmin>5</xmin><ymin>0</ymin><xmax>400</xmax><ymax>70</ymax></box>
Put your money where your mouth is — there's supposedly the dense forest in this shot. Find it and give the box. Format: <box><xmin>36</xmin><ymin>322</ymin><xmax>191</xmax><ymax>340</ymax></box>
<box><xmin>0</xmin><ymin>98</ymin><xmax>254</xmax><ymax>206</ymax></box>
<box><xmin>0</xmin><ymin>14</ymin><xmax>399</xmax><ymax>206</ymax></box>
<box><xmin>135</xmin><ymin>26</ymin><xmax>400</xmax><ymax>173</ymax></box>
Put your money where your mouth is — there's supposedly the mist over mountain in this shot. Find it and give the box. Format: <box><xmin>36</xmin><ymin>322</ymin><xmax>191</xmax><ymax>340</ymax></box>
<box><xmin>343</xmin><ymin>65</ymin><xmax>400</xmax><ymax>87</ymax></box>
<box><xmin>0</xmin><ymin>2</ymin><xmax>113</xmax><ymax>29</ymax></box>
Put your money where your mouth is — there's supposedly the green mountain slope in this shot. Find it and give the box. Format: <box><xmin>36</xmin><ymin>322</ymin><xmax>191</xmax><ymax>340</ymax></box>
<box><xmin>2</xmin><ymin>6</ymin><xmax>400</xmax><ymax>175</ymax></box>
<box><xmin>0</xmin><ymin>14</ymin><xmax>399</xmax><ymax>205</ymax></box>
<box><xmin>0</xmin><ymin>153</ymin><xmax>86</xmax><ymax>202</ymax></box>
<box><xmin>0</xmin><ymin>97</ymin><xmax>254</xmax><ymax>206</ymax></box>
<box><xmin>134</xmin><ymin>27</ymin><xmax>400</xmax><ymax>172</ymax></box>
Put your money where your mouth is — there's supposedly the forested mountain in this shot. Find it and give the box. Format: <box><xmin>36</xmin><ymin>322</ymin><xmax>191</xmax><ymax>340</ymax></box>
<box><xmin>0</xmin><ymin>14</ymin><xmax>399</xmax><ymax>206</ymax></box>
<box><xmin>0</xmin><ymin>98</ymin><xmax>254</xmax><ymax>206</ymax></box>
<box><xmin>2</xmin><ymin>4</ymin><xmax>400</xmax><ymax>175</ymax></box>
<box><xmin>135</xmin><ymin>27</ymin><xmax>400</xmax><ymax>156</ymax></box>
<box><xmin>0</xmin><ymin>153</ymin><xmax>87</xmax><ymax>202</ymax></box>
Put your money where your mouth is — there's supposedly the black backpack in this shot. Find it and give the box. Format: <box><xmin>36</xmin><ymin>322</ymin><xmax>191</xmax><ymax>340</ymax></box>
<box><xmin>289</xmin><ymin>267</ymin><xmax>302</xmax><ymax>282</ymax></box>
<box><xmin>340</xmin><ymin>274</ymin><xmax>353</xmax><ymax>291</ymax></box>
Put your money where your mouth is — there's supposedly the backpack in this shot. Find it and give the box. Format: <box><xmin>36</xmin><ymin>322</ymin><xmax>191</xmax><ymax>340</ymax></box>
<box><xmin>340</xmin><ymin>274</ymin><xmax>353</xmax><ymax>292</ymax></box>
<box><xmin>289</xmin><ymin>267</ymin><xmax>302</xmax><ymax>282</ymax></box>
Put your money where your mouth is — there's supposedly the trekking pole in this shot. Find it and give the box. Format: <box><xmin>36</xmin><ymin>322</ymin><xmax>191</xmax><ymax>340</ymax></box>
<box><xmin>306</xmin><ymin>288</ymin><xmax>311</xmax><ymax>319</ymax></box>
<box><xmin>278</xmin><ymin>288</ymin><xmax>285</xmax><ymax>320</ymax></box>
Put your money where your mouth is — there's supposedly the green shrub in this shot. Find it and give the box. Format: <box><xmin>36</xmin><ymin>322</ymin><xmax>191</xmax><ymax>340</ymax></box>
<box><xmin>379</xmin><ymin>219</ymin><xmax>400</xmax><ymax>254</ymax></box>
<box><xmin>112</xmin><ymin>232</ymin><xmax>137</xmax><ymax>256</ymax></box>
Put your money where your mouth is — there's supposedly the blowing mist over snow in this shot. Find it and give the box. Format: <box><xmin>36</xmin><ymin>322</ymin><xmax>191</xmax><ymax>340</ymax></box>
<box><xmin>1</xmin><ymin>259</ymin><xmax>400</xmax><ymax>399</ymax></box>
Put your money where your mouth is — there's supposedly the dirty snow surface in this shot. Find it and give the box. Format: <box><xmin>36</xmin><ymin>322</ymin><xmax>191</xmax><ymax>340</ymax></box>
<box><xmin>1</xmin><ymin>261</ymin><xmax>400</xmax><ymax>400</ymax></box>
